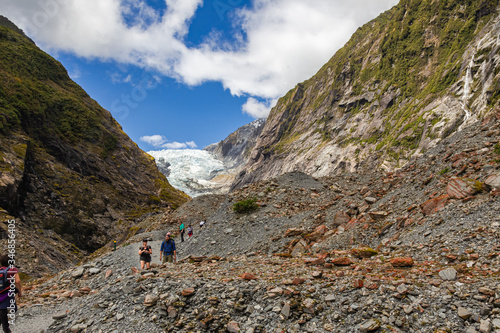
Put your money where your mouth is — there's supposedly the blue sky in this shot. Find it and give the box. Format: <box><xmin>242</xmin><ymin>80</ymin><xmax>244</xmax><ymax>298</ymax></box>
<box><xmin>1</xmin><ymin>0</ymin><xmax>398</xmax><ymax>150</ymax></box>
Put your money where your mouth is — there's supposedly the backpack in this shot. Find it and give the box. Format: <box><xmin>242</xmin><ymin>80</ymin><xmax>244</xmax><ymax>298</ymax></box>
<box><xmin>0</xmin><ymin>267</ymin><xmax>10</xmax><ymax>294</ymax></box>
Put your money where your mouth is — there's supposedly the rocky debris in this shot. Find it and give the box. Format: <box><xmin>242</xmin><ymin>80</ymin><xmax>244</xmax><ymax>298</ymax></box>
<box><xmin>14</xmin><ymin>116</ymin><xmax>500</xmax><ymax>333</ymax></box>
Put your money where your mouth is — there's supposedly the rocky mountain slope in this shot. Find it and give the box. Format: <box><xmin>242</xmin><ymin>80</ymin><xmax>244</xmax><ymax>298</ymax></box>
<box><xmin>16</xmin><ymin>112</ymin><xmax>500</xmax><ymax>332</ymax></box>
<box><xmin>233</xmin><ymin>0</ymin><xmax>500</xmax><ymax>188</ymax></box>
<box><xmin>0</xmin><ymin>16</ymin><xmax>189</xmax><ymax>277</ymax></box>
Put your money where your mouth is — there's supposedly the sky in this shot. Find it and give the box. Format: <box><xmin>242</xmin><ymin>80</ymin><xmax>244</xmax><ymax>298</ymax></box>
<box><xmin>1</xmin><ymin>0</ymin><xmax>398</xmax><ymax>150</ymax></box>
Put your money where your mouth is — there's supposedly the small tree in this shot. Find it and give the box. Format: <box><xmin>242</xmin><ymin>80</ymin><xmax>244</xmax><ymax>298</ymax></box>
<box><xmin>232</xmin><ymin>198</ymin><xmax>259</xmax><ymax>214</ymax></box>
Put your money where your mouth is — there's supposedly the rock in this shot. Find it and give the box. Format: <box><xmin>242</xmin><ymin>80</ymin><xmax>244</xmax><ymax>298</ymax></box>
<box><xmin>351</xmin><ymin>247</ymin><xmax>378</xmax><ymax>258</ymax></box>
<box><xmin>331</xmin><ymin>257</ymin><xmax>353</xmax><ymax>266</ymax></box>
<box><xmin>167</xmin><ymin>306</ymin><xmax>177</xmax><ymax>319</ymax></box>
<box><xmin>311</xmin><ymin>271</ymin><xmax>323</xmax><ymax>279</ymax></box>
<box><xmin>303</xmin><ymin>257</ymin><xmax>325</xmax><ymax>265</ymax></box>
<box><xmin>144</xmin><ymin>294</ymin><xmax>158</xmax><ymax>307</ymax></box>
<box><xmin>368</xmin><ymin>211</ymin><xmax>390</xmax><ymax>220</ymax></box>
<box><xmin>281</xmin><ymin>302</ymin><xmax>291</xmax><ymax>318</ymax></box>
<box><xmin>420</xmin><ymin>194</ymin><xmax>450</xmax><ymax>216</ymax></box>
<box><xmin>479</xmin><ymin>319</ymin><xmax>491</xmax><ymax>333</ymax></box>
<box><xmin>478</xmin><ymin>287</ymin><xmax>495</xmax><ymax>296</ymax></box>
<box><xmin>267</xmin><ymin>287</ymin><xmax>283</xmax><ymax>297</ymax></box>
<box><xmin>291</xmin><ymin>240</ymin><xmax>308</xmax><ymax>257</ymax></box>
<box><xmin>485</xmin><ymin>172</ymin><xmax>500</xmax><ymax>188</ymax></box>
<box><xmin>439</xmin><ymin>267</ymin><xmax>457</xmax><ymax>281</ymax></box>
<box><xmin>71</xmin><ymin>267</ymin><xmax>85</xmax><ymax>279</ymax></box>
<box><xmin>182</xmin><ymin>287</ymin><xmax>195</xmax><ymax>297</ymax></box>
<box><xmin>227</xmin><ymin>321</ymin><xmax>240</xmax><ymax>333</ymax></box>
<box><xmin>353</xmin><ymin>279</ymin><xmax>364</xmax><ymax>288</ymax></box>
<box><xmin>105</xmin><ymin>269</ymin><xmax>113</xmax><ymax>279</ymax></box>
<box><xmin>458</xmin><ymin>307</ymin><xmax>472</xmax><ymax>320</ymax></box>
<box><xmin>302</xmin><ymin>298</ymin><xmax>315</xmax><ymax>314</ymax></box>
<box><xmin>364</xmin><ymin>197</ymin><xmax>377</xmax><ymax>204</ymax></box>
<box><xmin>492</xmin><ymin>319</ymin><xmax>500</xmax><ymax>329</ymax></box>
<box><xmin>284</xmin><ymin>228</ymin><xmax>304</xmax><ymax>237</ymax></box>
<box><xmin>324</xmin><ymin>294</ymin><xmax>335</xmax><ymax>302</ymax></box>
<box><xmin>358</xmin><ymin>318</ymin><xmax>381</xmax><ymax>332</ymax></box>
<box><xmin>333</xmin><ymin>211</ymin><xmax>351</xmax><ymax>225</ymax></box>
<box><xmin>240</xmin><ymin>273</ymin><xmax>258</xmax><ymax>280</ymax></box>
<box><xmin>447</xmin><ymin>177</ymin><xmax>482</xmax><ymax>199</ymax></box>
<box><xmin>88</xmin><ymin>268</ymin><xmax>100</xmax><ymax>275</ymax></box>
<box><xmin>116</xmin><ymin>313</ymin><xmax>124</xmax><ymax>320</ymax></box>
<box><xmin>292</xmin><ymin>277</ymin><xmax>305</xmax><ymax>285</ymax></box>
<box><xmin>390</xmin><ymin>257</ymin><xmax>414</xmax><ymax>267</ymax></box>
<box><xmin>52</xmin><ymin>312</ymin><xmax>68</xmax><ymax>320</ymax></box>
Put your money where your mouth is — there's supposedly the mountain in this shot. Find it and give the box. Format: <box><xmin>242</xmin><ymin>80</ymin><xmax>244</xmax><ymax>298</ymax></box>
<box><xmin>0</xmin><ymin>16</ymin><xmax>189</xmax><ymax>277</ymax></box>
<box><xmin>149</xmin><ymin>119</ymin><xmax>265</xmax><ymax>197</ymax></box>
<box><xmin>233</xmin><ymin>0</ymin><xmax>500</xmax><ymax>188</ymax></box>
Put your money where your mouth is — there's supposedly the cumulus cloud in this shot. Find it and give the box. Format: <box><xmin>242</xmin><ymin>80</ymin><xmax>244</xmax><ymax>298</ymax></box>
<box><xmin>140</xmin><ymin>134</ymin><xmax>166</xmax><ymax>146</ymax></box>
<box><xmin>242</xmin><ymin>97</ymin><xmax>276</xmax><ymax>119</ymax></box>
<box><xmin>140</xmin><ymin>135</ymin><xmax>197</xmax><ymax>149</ymax></box>
<box><xmin>1</xmin><ymin>0</ymin><xmax>398</xmax><ymax>118</ymax></box>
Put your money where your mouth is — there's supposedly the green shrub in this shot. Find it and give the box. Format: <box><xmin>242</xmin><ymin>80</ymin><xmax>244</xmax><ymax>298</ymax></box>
<box><xmin>232</xmin><ymin>198</ymin><xmax>259</xmax><ymax>214</ymax></box>
<box><xmin>494</xmin><ymin>143</ymin><xmax>500</xmax><ymax>155</ymax></box>
<box><xmin>439</xmin><ymin>167</ymin><xmax>450</xmax><ymax>175</ymax></box>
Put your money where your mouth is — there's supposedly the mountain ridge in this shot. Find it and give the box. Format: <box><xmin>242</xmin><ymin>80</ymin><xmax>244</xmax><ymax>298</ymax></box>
<box><xmin>0</xmin><ymin>16</ymin><xmax>189</xmax><ymax>277</ymax></box>
<box><xmin>232</xmin><ymin>0</ymin><xmax>500</xmax><ymax>189</ymax></box>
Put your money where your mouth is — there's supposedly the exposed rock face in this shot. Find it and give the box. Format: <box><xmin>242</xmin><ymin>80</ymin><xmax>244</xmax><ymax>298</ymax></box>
<box><xmin>233</xmin><ymin>1</ymin><xmax>500</xmax><ymax>188</ymax></box>
<box><xmin>205</xmin><ymin>118</ymin><xmax>265</xmax><ymax>170</ymax></box>
<box><xmin>0</xmin><ymin>17</ymin><xmax>188</xmax><ymax>276</ymax></box>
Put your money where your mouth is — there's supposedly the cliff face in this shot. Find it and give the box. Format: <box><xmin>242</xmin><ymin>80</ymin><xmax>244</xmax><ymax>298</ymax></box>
<box><xmin>205</xmin><ymin>119</ymin><xmax>266</xmax><ymax>169</ymax></box>
<box><xmin>234</xmin><ymin>0</ymin><xmax>500</xmax><ymax>188</ymax></box>
<box><xmin>0</xmin><ymin>16</ymin><xmax>189</xmax><ymax>276</ymax></box>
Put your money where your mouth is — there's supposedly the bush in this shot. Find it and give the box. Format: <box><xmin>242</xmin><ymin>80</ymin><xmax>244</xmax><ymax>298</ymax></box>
<box><xmin>232</xmin><ymin>198</ymin><xmax>259</xmax><ymax>214</ymax></box>
<box><xmin>494</xmin><ymin>143</ymin><xmax>500</xmax><ymax>155</ymax></box>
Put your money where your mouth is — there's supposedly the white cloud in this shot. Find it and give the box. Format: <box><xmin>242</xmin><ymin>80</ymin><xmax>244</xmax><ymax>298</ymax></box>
<box><xmin>139</xmin><ymin>135</ymin><xmax>197</xmax><ymax>149</ymax></box>
<box><xmin>1</xmin><ymin>0</ymin><xmax>398</xmax><ymax>115</ymax></box>
<box><xmin>242</xmin><ymin>97</ymin><xmax>276</xmax><ymax>119</ymax></box>
<box><xmin>140</xmin><ymin>134</ymin><xmax>166</xmax><ymax>146</ymax></box>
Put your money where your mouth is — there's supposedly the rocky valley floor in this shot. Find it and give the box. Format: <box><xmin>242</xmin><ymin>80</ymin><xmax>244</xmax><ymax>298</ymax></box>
<box><xmin>13</xmin><ymin>116</ymin><xmax>500</xmax><ymax>332</ymax></box>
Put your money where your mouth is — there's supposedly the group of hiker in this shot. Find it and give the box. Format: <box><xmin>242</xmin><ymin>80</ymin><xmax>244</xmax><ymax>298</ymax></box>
<box><xmin>138</xmin><ymin>220</ymin><xmax>206</xmax><ymax>269</ymax></box>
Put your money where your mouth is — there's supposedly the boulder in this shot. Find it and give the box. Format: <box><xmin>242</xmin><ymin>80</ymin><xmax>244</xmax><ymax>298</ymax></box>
<box><xmin>333</xmin><ymin>211</ymin><xmax>350</xmax><ymax>226</ymax></box>
<box><xmin>447</xmin><ymin>177</ymin><xmax>482</xmax><ymax>199</ymax></box>
<box><xmin>420</xmin><ymin>194</ymin><xmax>449</xmax><ymax>216</ymax></box>
<box><xmin>240</xmin><ymin>273</ymin><xmax>258</xmax><ymax>280</ymax></box>
<box><xmin>331</xmin><ymin>257</ymin><xmax>353</xmax><ymax>266</ymax></box>
<box><xmin>485</xmin><ymin>173</ymin><xmax>500</xmax><ymax>188</ymax></box>
<box><xmin>390</xmin><ymin>257</ymin><xmax>414</xmax><ymax>267</ymax></box>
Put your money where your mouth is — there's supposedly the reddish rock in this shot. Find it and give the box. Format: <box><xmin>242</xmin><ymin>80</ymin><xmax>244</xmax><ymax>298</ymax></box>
<box><xmin>353</xmin><ymin>279</ymin><xmax>364</xmax><ymax>288</ymax></box>
<box><xmin>390</xmin><ymin>257</ymin><xmax>414</xmax><ymax>267</ymax></box>
<box><xmin>308</xmin><ymin>225</ymin><xmax>328</xmax><ymax>240</ymax></box>
<box><xmin>78</xmin><ymin>287</ymin><xmax>91</xmax><ymax>294</ymax></box>
<box><xmin>105</xmin><ymin>269</ymin><xmax>113</xmax><ymax>279</ymax></box>
<box><xmin>331</xmin><ymin>257</ymin><xmax>353</xmax><ymax>266</ymax></box>
<box><xmin>284</xmin><ymin>228</ymin><xmax>304</xmax><ymax>237</ymax></box>
<box><xmin>333</xmin><ymin>211</ymin><xmax>350</xmax><ymax>226</ymax></box>
<box><xmin>240</xmin><ymin>273</ymin><xmax>258</xmax><ymax>280</ymax></box>
<box><xmin>447</xmin><ymin>177</ymin><xmax>482</xmax><ymax>199</ymax></box>
<box><xmin>181</xmin><ymin>287</ymin><xmax>195</xmax><ymax>297</ymax></box>
<box><xmin>420</xmin><ymin>194</ymin><xmax>450</xmax><ymax>216</ymax></box>
<box><xmin>304</xmin><ymin>257</ymin><xmax>325</xmax><ymax>265</ymax></box>
<box><xmin>292</xmin><ymin>277</ymin><xmax>305</xmax><ymax>285</ymax></box>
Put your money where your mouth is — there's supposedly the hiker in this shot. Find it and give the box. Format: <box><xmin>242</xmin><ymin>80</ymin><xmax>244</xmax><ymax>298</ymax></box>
<box><xmin>160</xmin><ymin>233</ymin><xmax>176</xmax><ymax>263</ymax></box>
<box><xmin>199</xmin><ymin>220</ymin><xmax>205</xmax><ymax>229</ymax></box>
<box><xmin>187</xmin><ymin>225</ymin><xmax>193</xmax><ymax>237</ymax></box>
<box><xmin>138</xmin><ymin>239</ymin><xmax>152</xmax><ymax>270</ymax></box>
<box><xmin>0</xmin><ymin>254</ymin><xmax>22</xmax><ymax>333</ymax></box>
<box><xmin>179</xmin><ymin>222</ymin><xmax>185</xmax><ymax>242</ymax></box>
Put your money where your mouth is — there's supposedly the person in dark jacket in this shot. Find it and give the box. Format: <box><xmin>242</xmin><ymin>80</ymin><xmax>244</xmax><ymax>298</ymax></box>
<box><xmin>160</xmin><ymin>233</ymin><xmax>176</xmax><ymax>263</ymax></box>
<box><xmin>138</xmin><ymin>239</ymin><xmax>152</xmax><ymax>269</ymax></box>
<box><xmin>0</xmin><ymin>254</ymin><xmax>22</xmax><ymax>333</ymax></box>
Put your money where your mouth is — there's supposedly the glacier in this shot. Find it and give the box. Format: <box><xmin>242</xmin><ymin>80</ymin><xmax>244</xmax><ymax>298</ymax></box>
<box><xmin>147</xmin><ymin>149</ymin><xmax>225</xmax><ymax>197</ymax></box>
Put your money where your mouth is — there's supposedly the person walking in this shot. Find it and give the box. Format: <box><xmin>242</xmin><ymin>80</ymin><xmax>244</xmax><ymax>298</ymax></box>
<box><xmin>138</xmin><ymin>239</ymin><xmax>152</xmax><ymax>270</ymax></box>
<box><xmin>0</xmin><ymin>254</ymin><xmax>22</xmax><ymax>333</ymax></box>
<box><xmin>199</xmin><ymin>220</ymin><xmax>205</xmax><ymax>229</ymax></box>
<box><xmin>160</xmin><ymin>233</ymin><xmax>176</xmax><ymax>264</ymax></box>
<box><xmin>179</xmin><ymin>222</ymin><xmax>185</xmax><ymax>242</ymax></box>
<box><xmin>187</xmin><ymin>225</ymin><xmax>193</xmax><ymax>238</ymax></box>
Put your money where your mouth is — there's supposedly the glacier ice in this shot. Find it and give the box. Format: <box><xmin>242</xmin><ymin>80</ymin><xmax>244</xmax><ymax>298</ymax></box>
<box><xmin>147</xmin><ymin>149</ymin><xmax>225</xmax><ymax>197</ymax></box>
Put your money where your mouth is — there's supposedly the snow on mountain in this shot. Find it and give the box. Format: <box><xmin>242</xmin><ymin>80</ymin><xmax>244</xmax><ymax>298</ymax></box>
<box><xmin>147</xmin><ymin>149</ymin><xmax>225</xmax><ymax>197</ymax></box>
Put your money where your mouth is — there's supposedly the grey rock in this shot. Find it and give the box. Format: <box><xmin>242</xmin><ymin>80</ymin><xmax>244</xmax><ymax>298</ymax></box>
<box><xmin>439</xmin><ymin>268</ymin><xmax>457</xmax><ymax>281</ymax></box>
